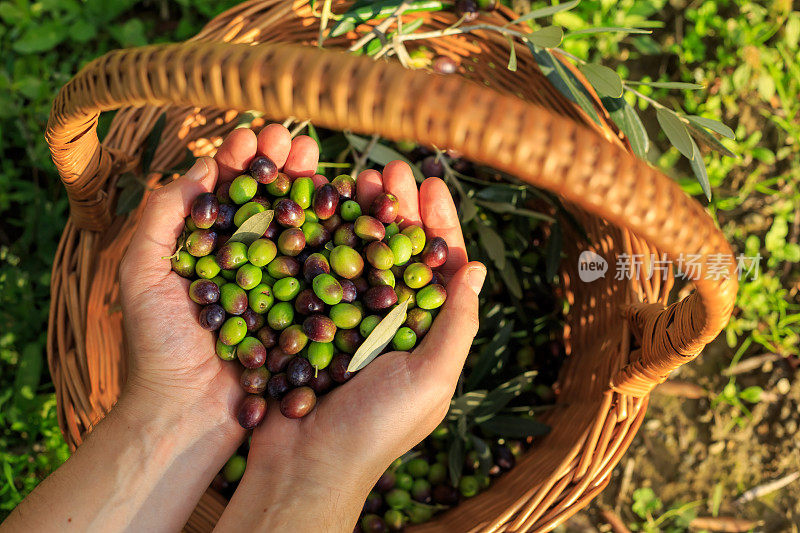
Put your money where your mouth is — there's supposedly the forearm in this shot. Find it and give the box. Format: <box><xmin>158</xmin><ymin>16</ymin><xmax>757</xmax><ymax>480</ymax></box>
<box><xmin>213</xmin><ymin>454</ymin><xmax>373</xmax><ymax>533</ymax></box>
<box><xmin>2</xmin><ymin>386</ymin><xmax>245</xmax><ymax>533</ymax></box>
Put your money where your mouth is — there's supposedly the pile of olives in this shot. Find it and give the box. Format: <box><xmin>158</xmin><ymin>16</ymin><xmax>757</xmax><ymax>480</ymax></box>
<box><xmin>171</xmin><ymin>156</ymin><xmax>448</xmax><ymax>426</ymax></box>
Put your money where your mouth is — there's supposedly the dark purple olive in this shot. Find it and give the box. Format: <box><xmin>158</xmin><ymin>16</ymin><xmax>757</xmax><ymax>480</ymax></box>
<box><xmin>274</xmin><ymin>198</ymin><xmax>305</xmax><ymax>228</ymax></box>
<box><xmin>237</xmin><ymin>337</ymin><xmax>267</xmax><ymax>369</ymax></box>
<box><xmin>334</xmin><ymin>328</ymin><xmax>362</xmax><ymax>354</ymax></box>
<box><xmin>370</xmin><ymin>193</ymin><xmax>399</xmax><ymax>224</ymax></box>
<box><xmin>340</xmin><ymin>279</ymin><xmax>357</xmax><ymax>303</ymax></box>
<box><xmin>361</xmin><ymin>515</ymin><xmax>387</xmax><ymax>533</ymax></box>
<box><xmin>455</xmin><ymin>0</ymin><xmax>479</xmax><ymax>22</ymax></box>
<box><xmin>241</xmin><ymin>366</ymin><xmax>270</xmax><ymax>394</ymax></box>
<box><xmin>189</xmin><ymin>279</ymin><xmax>220</xmax><ymax>305</ymax></box>
<box><xmin>286</xmin><ymin>357</ymin><xmax>313</xmax><ymax>386</ymax></box>
<box><xmin>493</xmin><ymin>443</ymin><xmax>515</xmax><ymax>471</ymax></box>
<box><xmin>277</xmin><ymin>227</ymin><xmax>306</xmax><ymax>256</ymax></box>
<box><xmin>249</xmin><ymin>155</ymin><xmax>278</xmax><ymax>184</ymax></box>
<box><xmin>320</xmin><ymin>212</ymin><xmax>343</xmax><ymax>233</ymax></box>
<box><xmin>432</xmin><ymin>484</ymin><xmax>459</xmax><ymax>505</ymax></box>
<box><xmin>303</xmin><ymin>253</ymin><xmax>331</xmax><ymax>282</ymax></box>
<box><xmin>363</xmin><ymin>492</ymin><xmax>383</xmax><ymax>514</ymax></box>
<box><xmin>280</xmin><ymin>386</ymin><xmax>316</xmax><ymax>418</ymax></box>
<box><xmin>237</xmin><ymin>395</ymin><xmax>267</xmax><ymax>429</ymax></box>
<box><xmin>374</xmin><ymin>471</ymin><xmax>396</xmax><ymax>492</ymax></box>
<box><xmin>256</xmin><ymin>326</ymin><xmax>278</xmax><ymax>349</ymax></box>
<box><xmin>303</xmin><ymin>314</ymin><xmax>337</xmax><ymax>343</ymax></box>
<box><xmin>333</xmin><ymin>223</ymin><xmax>359</xmax><ymax>248</ymax></box>
<box><xmin>199</xmin><ymin>304</ymin><xmax>225</xmax><ymax>330</ymax></box>
<box><xmin>216</xmin><ymin>181</ymin><xmax>232</xmax><ymax>203</ymax></box>
<box><xmin>295</xmin><ymin>289</ymin><xmax>325</xmax><ymax>315</ymax></box>
<box><xmin>432</xmin><ymin>55</ymin><xmax>458</xmax><ymax>75</ymax></box>
<box><xmin>364</xmin><ymin>285</ymin><xmax>398</xmax><ymax>311</ymax></box>
<box><xmin>250</xmin><ymin>196</ymin><xmax>271</xmax><ymax>209</ymax></box>
<box><xmin>267</xmin><ymin>347</ymin><xmax>293</xmax><ymax>373</ymax></box>
<box><xmin>267</xmin><ymin>373</ymin><xmax>291</xmax><ymax>399</ymax></box>
<box><xmin>421</xmin><ymin>236</ymin><xmax>449</xmax><ymax>268</ymax></box>
<box><xmin>309</xmin><ymin>368</ymin><xmax>332</xmax><ymax>394</ymax></box>
<box><xmin>213</xmin><ymin>203</ymin><xmax>235</xmax><ymax>231</ymax></box>
<box><xmin>329</xmin><ymin>353</ymin><xmax>353</xmax><ymax>383</ymax></box>
<box><xmin>241</xmin><ymin>308</ymin><xmax>264</xmax><ymax>332</ymax></box>
<box><xmin>420</xmin><ymin>156</ymin><xmax>445</xmax><ymax>178</ymax></box>
<box><xmin>353</xmin><ymin>277</ymin><xmax>369</xmax><ymax>294</ymax></box>
<box><xmin>331</xmin><ymin>175</ymin><xmax>355</xmax><ymax>199</ymax></box>
<box><xmin>367</xmin><ymin>268</ymin><xmax>395</xmax><ymax>288</ymax></box>
<box><xmin>264</xmin><ymin>218</ymin><xmax>280</xmax><ymax>240</ymax></box>
<box><xmin>191</xmin><ymin>192</ymin><xmax>220</xmax><ymax>229</ymax></box>
<box><xmin>279</xmin><ymin>325</ymin><xmax>309</xmax><ymax>355</ymax></box>
<box><xmin>313</xmin><ymin>184</ymin><xmax>339</xmax><ymax>220</ymax></box>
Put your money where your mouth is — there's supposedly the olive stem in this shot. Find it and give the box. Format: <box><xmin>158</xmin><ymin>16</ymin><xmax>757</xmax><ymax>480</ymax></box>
<box><xmin>348</xmin><ymin>0</ymin><xmax>412</xmax><ymax>52</ymax></box>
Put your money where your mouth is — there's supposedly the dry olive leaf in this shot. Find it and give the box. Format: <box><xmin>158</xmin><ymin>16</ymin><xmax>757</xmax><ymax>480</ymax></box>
<box><xmin>228</xmin><ymin>210</ymin><xmax>274</xmax><ymax>246</ymax></box>
<box><xmin>347</xmin><ymin>297</ymin><xmax>412</xmax><ymax>372</ymax></box>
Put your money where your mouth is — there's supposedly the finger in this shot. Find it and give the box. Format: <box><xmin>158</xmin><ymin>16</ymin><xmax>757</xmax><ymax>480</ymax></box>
<box><xmin>419</xmin><ymin>178</ymin><xmax>468</xmax><ymax>278</ymax></box>
<box><xmin>382</xmin><ymin>160</ymin><xmax>421</xmax><ymax>227</ymax></box>
<box><xmin>310</xmin><ymin>173</ymin><xmax>329</xmax><ymax>189</ymax></box>
<box><xmin>124</xmin><ymin>157</ymin><xmax>218</xmax><ymax>278</ymax></box>
<box><xmin>256</xmin><ymin>124</ymin><xmax>292</xmax><ymax>168</ymax></box>
<box><xmin>411</xmin><ymin>262</ymin><xmax>485</xmax><ymax>383</ymax></box>
<box><xmin>283</xmin><ymin>135</ymin><xmax>319</xmax><ymax>179</ymax></box>
<box><xmin>215</xmin><ymin>128</ymin><xmax>258</xmax><ymax>182</ymax></box>
<box><xmin>356</xmin><ymin>169</ymin><xmax>383</xmax><ymax>208</ymax></box>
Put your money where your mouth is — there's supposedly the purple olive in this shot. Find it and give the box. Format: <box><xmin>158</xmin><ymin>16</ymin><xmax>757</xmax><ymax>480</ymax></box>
<box><xmin>309</xmin><ymin>368</ymin><xmax>332</xmax><ymax>394</ymax></box>
<box><xmin>237</xmin><ymin>395</ymin><xmax>267</xmax><ymax>429</ymax></box>
<box><xmin>432</xmin><ymin>55</ymin><xmax>458</xmax><ymax>75</ymax></box>
<box><xmin>256</xmin><ymin>326</ymin><xmax>278</xmax><ymax>349</ymax></box>
<box><xmin>420</xmin><ymin>156</ymin><xmax>444</xmax><ymax>178</ymax></box>
<box><xmin>241</xmin><ymin>307</ymin><xmax>265</xmax><ymax>332</ymax></box>
<box><xmin>354</xmin><ymin>216</ymin><xmax>385</xmax><ymax>242</ymax></box>
<box><xmin>421</xmin><ymin>236</ymin><xmax>449</xmax><ymax>267</ymax></box>
<box><xmin>320</xmin><ymin>212</ymin><xmax>343</xmax><ymax>233</ymax></box>
<box><xmin>240</xmin><ymin>366</ymin><xmax>270</xmax><ymax>394</ymax></box>
<box><xmin>266</xmin><ymin>346</ymin><xmax>293</xmax><ymax>373</ymax></box>
<box><xmin>286</xmin><ymin>357</ymin><xmax>313</xmax><ymax>386</ymax></box>
<box><xmin>340</xmin><ymin>279</ymin><xmax>357</xmax><ymax>303</ymax></box>
<box><xmin>198</xmin><ymin>304</ymin><xmax>225</xmax><ymax>330</ymax></box>
<box><xmin>249</xmin><ymin>155</ymin><xmax>278</xmax><ymax>184</ymax></box>
<box><xmin>364</xmin><ymin>285</ymin><xmax>398</xmax><ymax>311</ymax></box>
<box><xmin>274</xmin><ymin>198</ymin><xmax>305</xmax><ymax>228</ymax></box>
<box><xmin>213</xmin><ymin>203</ymin><xmax>235</xmax><ymax>231</ymax></box>
<box><xmin>333</xmin><ymin>223</ymin><xmax>359</xmax><ymax>248</ymax></box>
<box><xmin>280</xmin><ymin>386</ymin><xmax>317</xmax><ymax>418</ymax></box>
<box><xmin>370</xmin><ymin>193</ymin><xmax>399</xmax><ymax>224</ymax></box>
<box><xmin>267</xmin><ymin>373</ymin><xmax>291</xmax><ymax>399</ymax></box>
<box><xmin>313</xmin><ymin>183</ymin><xmax>340</xmax><ymax>220</ymax></box>
<box><xmin>303</xmin><ymin>253</ymin><xmax>330</xmax><ymax>282</ymax></box>
<box><xmin>303</xmin><ymin>314</ymin><xmax>337</xmax><ymax>343</ymax></box>
<box><xmin>329</xmin><ymin>353</ymin><xmax>353</xmax><ymax>383</ymax></box>
<box><xmin>331</xmin><ymin>175</ymin><xmax>355</xmax><ymax>199</ymax></box>
<box><xmin>237</xmin><ymin>337</ymin><xmax>267</xmax><ymax>369</ymax></box>
<box><xmin>189</xmin><ymin>279</ymin><xmax>220</xmax><ymax>305</ymax></box>
<box><xmin>191</xmin><ymin>192</ymin><xmax>220</xmax><ymax>229</ymax></box>
<box><xmin>295</xmin><ymin>289</ymin><xmax>325</xmax><ymax>315</ymax></box>
<box><xmin>277</xmin><ymin>227</ymin><xmax>306</xmax><ymax>256</ymax></box>
<box><xmin>278</xmin><ymin>324</ymin><xmax>309</xmax><ymax>355</ymax></box>
<box><xmin>185</xmin><ymin>229</ymin><xmax>217</xmax><ymax>257</ymax></box>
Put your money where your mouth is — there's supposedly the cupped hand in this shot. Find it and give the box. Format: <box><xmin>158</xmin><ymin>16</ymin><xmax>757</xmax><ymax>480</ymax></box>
<box><xmin>215</xmin><ymin>147</ymin><xmax>486</xmax><ymax>532</ymax></box>
<box><xmin>118</xmin><ymin>125</ymin><xmax>319</xmax><ymax>420</ymax></box>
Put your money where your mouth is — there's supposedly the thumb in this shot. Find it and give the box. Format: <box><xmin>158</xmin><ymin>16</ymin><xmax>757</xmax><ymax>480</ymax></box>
<box><xmin>410</xmin><ymin>261</ymin><xmax>486</xmax><ymax>383</ymax></box>
<box><xmin>122</xmin><ymin>157</ymin><xmax>218</xmax><ymax>280</ymax></box>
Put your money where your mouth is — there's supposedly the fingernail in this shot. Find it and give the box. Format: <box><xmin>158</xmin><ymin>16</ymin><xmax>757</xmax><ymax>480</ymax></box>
<box><xmin>467</xmin><ymin>266</ymin><xmax>486</xmax><ymax>295</ymax></box>
<box><xmin>185</xmin><ymin>158</ymin><xmax>208</xmax><ymax>181</ymax></box>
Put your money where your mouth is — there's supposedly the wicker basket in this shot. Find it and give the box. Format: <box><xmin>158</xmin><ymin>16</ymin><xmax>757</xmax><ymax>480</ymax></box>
<box><xmin>45</xmin><ymin>1</ymin><xmax>738</xmax><ymax>531</ymax></box>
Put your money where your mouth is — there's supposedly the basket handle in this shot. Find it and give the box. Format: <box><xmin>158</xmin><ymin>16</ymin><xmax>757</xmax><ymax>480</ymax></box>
<box><xmin>46</xmin><ymin>41</ymin><xmax>737</xmax><ymax>395</ymax></box>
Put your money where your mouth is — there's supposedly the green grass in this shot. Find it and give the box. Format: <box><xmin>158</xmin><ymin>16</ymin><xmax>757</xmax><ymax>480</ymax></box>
<box><xmin>1</xmin><ymin>0</ymin><xmax>798</xmax><ymax>523</ymax></box>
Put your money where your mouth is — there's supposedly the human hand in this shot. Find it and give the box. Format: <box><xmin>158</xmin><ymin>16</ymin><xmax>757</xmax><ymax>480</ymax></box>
<box><xmin>118</xmin><ymin>125</ymin><xmax>319</xmax><ymax>428</ymax></box>
<box><xmin>215</xmin><ymin>157</ymin><xmax>486</xmax><ymax>532</ymax></box>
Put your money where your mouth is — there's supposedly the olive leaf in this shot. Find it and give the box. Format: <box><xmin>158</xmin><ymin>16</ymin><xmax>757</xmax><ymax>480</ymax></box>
<box><xmin>473</xmin><ymin>370</ymin><xmax>538</xmax><ymax>420</ymax></box>
<box><xmin>689</xmin><ymin>136</ymin><xmax>712</xmax><ymax>202</ymax></box>
<box><xmin>529</xmin><ymin>46</ymin><xmax>600</xmax><ymax>125</ymax></box>
<box><xmin>469</xmin><ymin>435</ymin><xmax>493</xmax><ymax>477</ymax></box>
<box><xmin>115</xmin><ymin>172</ymin><xmax>145</xmax><ymax>215</ymax></box>
<box><xmin>566</xmin><ymin>27</ymin><xmax>652</xmax><ymax>36</ymax></box>
<box><xmin>578</xmin><ymin>63</ymin><xmax>623</xmax><ymax>98</ymax></box>
<box><xmin>347</xmin><ymin>296</ymin><xmax>412</xmax><ymax>372</ymax></box>
<box><xmin>527</xmin><ymin>26</ymin><xmax>564</xmax><ymax>48</ymax></box>
<box><xmin>448</xmin><ymin>390</ymin><xmax>488</xmax><ymax>420</ymax></box>
<box><xmin>500</xmin><ymin>263</ymin><xmax>523</xmax><ymax>299</ymax></box>
<box><xmin>602</xmin><ymin>96</ymin><xmax>649</xmax><ymax>159</ymax></box>
<box><xmin>477</xmin><ymin>224</ymin><xmax>506</xmax><ymax>270</ymax></box>
<box><xmin>478</xmin><ymin>415</ymin><xmax>550</xmax><ymax>438</ymax></box>
<box><xmin>685</xmin><ymin>115</ymin><xmax>735</xmax><ymax>139</ymax></box>
<box><xmin>656</xmin><ymin>107</ymin><xmax>693</xmax><ymax>159</ymax></box>
<box><xmin>685</xmin><ymin>121</ymin><xmax>736</xmax><ymax>158</ymax></box>
<box><xmin>506</xmin><ymin>35</ymin><xmax>517</xmax><ymax>71</ymax></box>
<box><xmin>448</xmin><ymin>434</ymin><xmax>465</xmax><ymax>487</ymax></box>
<box><xmin>628</xmin><ymin>80</ymin><xmax>703</xmax><ymax>90</ymax></box>
<box><xmin>228</xmin><ymin>210</ymin><xmax>274</xmax><ymax>246</ymax></box>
